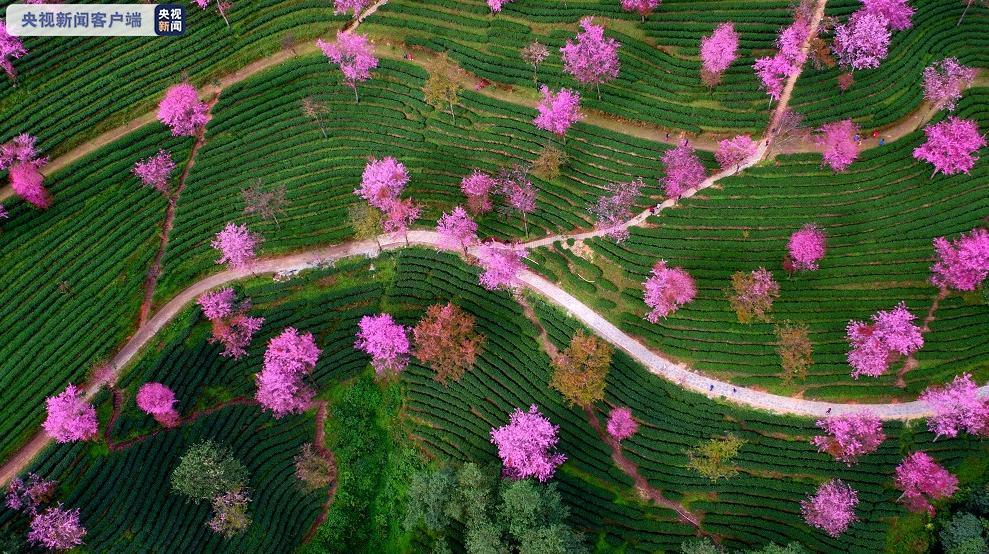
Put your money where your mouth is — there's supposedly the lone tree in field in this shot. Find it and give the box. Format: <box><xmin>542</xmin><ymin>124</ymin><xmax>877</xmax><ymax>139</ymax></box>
<box><xmin>728</xmin><ymin>268</ymin><xmax>780</xmax><ymax>323</ymax></box>
<box><xmin>700</xmin><ymin>22</ymin><xmax>739</xmax><ymax>88</ymax></box>
<box><xmin>413</xmin><ymin>302</ymin><xmax>484</xmax><ymax>384</ymax></box>
<box><xmin>460</xmin><ymin>170</ymin><xmax>497</xmax><ymax>214</ymax></box>
<box><xmin>5</xmin><ymin>473</ymin><xmax>56</xmax><ymax>513</ymax></box>
<box><xmin>715</xmin><ymin>135</ymin><xmax>757</xmax><ymax>172</ymax></box>
<box><xmin>208</xmin><ymin>490</ymin><xmax>252</xmax><ymax>538</ymax></box>
<box><xmin>157</xmin><ymin>83</ymin><xmax>210</xmax><ymax>137</ymax></box>
<box><xmin>357</xmin><ymin>156</ymin><xmax>409</xmax><ymax>210</ymax></box>
<box><xmin>895</xmin><ymin>452</ymin><xmax>958</xmax><ymax>514</ymax></box>
<box><xmin>622</xmin><ymin>0</ymin><xmax>661</xmax><ymax>21</ymax></box>
<box><xmin>687</xmin><ymin>433</ymin><xmax>746</xmax><ymax>481</ymax></box>
<box><xmin>920</xmin><ymin>373</ymin><xmax>989</xmax><ymax>440</ymax></box>
<box><xmin>497</xmin><ymin>164</ymin><xmax>537</xmax><ymax>237</ymax></box>
<box><xmin>136</xmin><ymin>382</ymin><xmax>180</xmax><ymax>427</ymax></box>
<box><xmin>817</xmin><ymin>119</ymin><xmax>860</xmax><ymax>172</ymax></box>
<box><xmin>643</xmin><ymin>260</ymin><xmax>696</xmax><ymax>322</ymax></box>
<box><xmin>922</xmin><ymin>58</ymin><xmax>977</xmax><ymax>113</ymax></box>
<box><xmin>775</xmin><ymin>321</ymin><xmax>814</xmax><ymax>383</ymax></box>
<box><xmin>588</xmin><ymin>178</ymin><xmax>643</xmax><ymax>242</ymax></box>
<box><xmin>436</xmin><ymin>206</ymin><xmax>478</xmax><ymax>255</ymax></box>
<box><xmin>197</xmin><ymin>288</ymin><xmax>265</xmax><ymax>359</ymax></box>
<box><xmin>477</xmin><ymin>241</ymin><xmax>528</xmax><ymax>291</ymax></box>
<box><xmin>930</xmin><ymin>227</ymin><xmax>989</xmax><ymax>292</ymax></box>
<box><xmin>28</xmin><ymin>505</ymin><xmax>86</xmax><ymax>551</ymax></box>
<box><xmin>785</xmin><ymin>224</ymin><xmax>827</xmax><ymax>272</ymax></box>
<box><xmin>347</xmin><ymin>202</ymin><xmax>383</xmax><ymax>249</ymax></box>
<box><xmin>661</xmin><ymin>142</ymin><xmax>706</xmax><ymax>200</ymax></box>
<box><xmin>832</xmin><ymin>11</ymin><xmax>891</xmax><ymax>71</ymax></box>
<box><xmin>242</xmin><ymin>179</ymin><xmax>288</xmax><ymax>227</ymax></box>
<box><xmin>1</xmin><ymin>20</ymin><xmax>28</xmax><ymax>82</ymax></box>
<box><xmin>132</xmin><ymin>150</ymin><xmax>176</xmax><ymax>194</ymax></box>
<box><xmin>294</xmin><ymin>443</ymin><xmax>336</xmax><ymax>491</ymax></box>
<box><xmin>301</xmin><ymin>96</ymin><xmax>330</xmax><ymax>138</ymax></box>
<box><xmin>913</xmin><ymin>117</ymin><xmax>986</xmax><ymax>178</ymax></box>
<box><xmin>532</xmin><ymin>144</ymin><xmax>567</xmax><ymax>181</ymax></box>
<box><xmin>521</xmin><ymin>41</ymin><xmax>549</xmax><ymax>83</ymax></box>
<box><xmin>845</xmin><ymin>302</ymin><xmax>924</xmax><ymax>378</ymax></box>
<box><xmin>811</xmin><ymin>411</ymin><xmax>885</xmax><ymax>465</ymax></box>
<box><xmin>43</xmin><ymin>384</ymin><xmax>98</xmax><ymax>443</ymax></box>
<box><xmin>533</xmin><ymin>86</ymin><xmax>583</xmax><ymax>139</ymax></box>
<box><xmin>317</xmin><ymin>31</ymin><xmax>378</xmax><ymax>104</ymax></box>
<box><xmin>333</xmin><ymin>0</ymin><xmax>371</xmax><ymax>18</ymax></box>
<box><xmin>355</xmin><ymin>313</ymin><xmax>411</xmax><ymax>378</ymax></box>
<box><xmin>551</xmin><ymin>331</ymin><xmax>613</xmax><ymax>408</ymax></box>
<box><xmin>561</xmin><ymin>17</ymin><xmax>621</xmax><ymax>99</ymax></box>
<box><xmin>801</xmin><ymin>479</ymin><xmax>859</xmax><ymax>537</ymax></box>
<box><xmin>490</xmin><ymin>405</ymin><xmax>566</xmax><ymax>481</ymax></box>
<box><xmin>0</xmin><ymin>133</ymin><xmax>51</xmax><ymax>209</ymax></box>
<box><xmin>256</xmin><ymin>327</ymin><xmax>321</xmax><ymax>417</ymax></box>
<box><xmin>606</xmin><ymin>407</ymin><xmax>639</xmax><ymax>443</ymax></box>
<box><xmin>211</xmin><ymin>222</ymin><xmax>261</xmax><ymax>270</ymax></box>
<box><xmin>423</xmin><ymin>52</ymin><xmax>462</xmax><ymax>122</ymax></box>
<box><xmin>171</xmin><ymin>440</ymin><xmax>249</xmax><ymax>504</ymax></box>
<box><xmin>192</xmin><ymin>0</ymin><xmax>231</xmax><ymax>27</ymax></box>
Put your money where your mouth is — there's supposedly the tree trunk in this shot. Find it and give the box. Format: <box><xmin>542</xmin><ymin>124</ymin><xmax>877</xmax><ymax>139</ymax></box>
<box><xmin>353</xmin><ymin>86</ymin><xmax>360</xmax><ymax>104</ymax></box>
<box><xmin>523</xmin><ymin>213</ymin><xmax>529</xmax><ymax>238</ymax></box>
<box><xmin>958</xmin><ymin>1</ymin><xmax>972</xmax><ymax>25</ymax></box>
<box><xmin>318</xmin><ymin>118</ymin><xmax>327</xmax><ymax>139</ymax></box>
<box><xmin>216</xmin><ymin>0</ymin><xmax>230</xmax><ymax>27</ymax></box>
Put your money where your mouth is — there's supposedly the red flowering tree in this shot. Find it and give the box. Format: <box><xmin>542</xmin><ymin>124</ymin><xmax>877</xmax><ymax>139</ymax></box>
<box><xmin>728</xmin><ymin>268</ymin><xmax>780</xmax><ymax>323</ymax></box>
<box><xmin>28</xmin><ymin>504</ymin><xmax>86</xmax><ymax>550</ymax></box>
<box><xmin>699</xmin><ymin>22</ymin><xmax>739</xmax><ymax>87</ymax></box>
<box><xmin>477</xmin><ymin>241</ymin><xmax>527</xmax><ymax>291</ymax></box>
<box><xmin>832</xmin><ymin>11</ymin><xmax>891</xmax><ymax>71</ymax></box>
<box><xmin>930</xmin><ymin>227</ymin><xmax>989</xmax><ymax>292</ymax></box>
<box><xmin>661</xmin><ymin>142</ymin><xmax>706</xmax><ymax>199</ymax></box>
<box><xmin>846</xmin><ymin>302</ymin><xmax>924</xmax><ymax>378</ymax></box>
<box><xmin>895</xmin><ymin>452</ymin><xmax>958</xmax><ymax>514</ymax></box>
<box><xmin>157</xmin><ymin>84</ymin><xmax>210</xmax><ymax>137</ymax></box>
<box><xmin>256</xmin><ymin>328</ymin><xmax>321</xmax><ymax>418</ymax></box>
<box><xmin>817</xmin><ymin>119</ymin><xmax>860</xmax><ymax>172</ymax></box>
<box><xmin>923</xmin><ymin>58</ymin><xmax>977</xmax><ymax>113</ymax></box>
<box><xmin>136</xmin><ymin>382</ymin><xmax>180</xmax><ymax>427</ymax></box>
<box><xmin>412</xmin><ymin>303</ymin><xmax>484</xmax><ymax>384</ymax></box>
<box><xmin>132</xmin><ymin>150</ymin><xmax>176</xmax><ymax>194</ymax></box>
<box><xmin>588</xmin><ymin>178</ymin><xmax>643</xmax><ymax>242</ymax></box>
<box><xmin>811</xmin><ymin>411</ymin><xmax>885</xmax><ymax>465</ymax></box>
<box><xmin>436</xmin><ymin>206</ymin><xmax>478</xmax><ymax>254</ymax></box>
<box><xmin>801</xmin><ymin>479</ymin><xmax>859</xmax><ymax>537</ymax></box>
<box><xmin>212</xmin><ymin>222</ymin><xmax>261</xmax><ymax>269</ymax></box>
<box><xmin>913</xmin><ymin>117</ymin><xmax>986</xmax><ymax>178</ymax></box>
<box><xmin>460</xmin><ymin>170</ymin><xmax>496</xmax><ymax>214</ymax></box>
<box><xmin>785</xmin><ymin>224</ymin><xmax>827</xmax><ymax>272</ymax></box>
<box><xmin>1</xmin><ymin>20</ymin><xmax>28</xmax><ymax>82</ymax></box>
<box><xmin>1</xmin><ymin>133</ymin><xmax>51</xmax><ymax>209</ymax></box>
<box><xmin>607</xmin><ymin>407</ymin><xmax>639</xmax><ymax>443</ymax></box>
<box><xmin>317</xmin><ymin>31</ymin><xmax>378</xmax><ymax>103</ymax></box>
<box><xmin>621</xmin><ymin>0</ymin><xmax>661</xmax><ymax>21</ymax></box>
<box><xmin>561</xmin><ymin>17</ymin><xmax>621</xmax><ymax>99</ymax></box>
<box><xmin>533</xmin><ymin>86</ymin><xmax>583</xmax><ymax>138</ymax></box>
<box><xmin>920</xmin><ymin>373</ymin><xmax>989</xmax><ymax>440</ymax></box>
<box><xmin>355</xmin><ymin>313</ymin><xmax>411</xmax><ymax>378</ymax></box>
<box><xmin>490</xmin><ymin>405</ymin><xmax>566</xmax><ymax>481</ymax></box>
<box><xmin>715</xmin><ymin>135</ymin><xmax>757</xmax><ymax>171</ymax></box>
<box><xmin>42</xmin><ymin>384</ymin><xmax>98</xmax><ymax>443</ymax></box>
<box><xmin>643</xmin><ymin>260</ymin><xmax>696</xmax><ymax>322</ymax></box>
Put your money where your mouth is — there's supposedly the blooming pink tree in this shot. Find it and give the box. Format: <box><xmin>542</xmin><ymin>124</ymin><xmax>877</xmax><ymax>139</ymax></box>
<box><xmin>461</xmin><ymin>170</ymin><xmax>496</xmax><ymax>214</ymax></box>
<box><xmin>533</xmin><ymin>86</ymin><xmax>583</xmax><ymax>138</ymax></box>
<box><xmin>785</xmin><ymin>224</ymin><xmax>827</xmax><ymax>272</ymax></box>
<box><xmin>490</xmin><ymin>405</ymin><xmax>566</xmax><ymax>481</ymax></box>
<box><xmin>832</xmin><ymin>12</ymin><xmax>891</xmax><ymax>71</ymax></box>
<box><xmin>28</xmin><ymin>505</ymin><xmax>86</xmax><ymax>550</ymax></box>
<box><xmin>913</xmin><ymin>117</ymin><xmax>986</xmax><ymax>178</ymax></box>
<box><xmin>895</xmin><ymin>452</ymin><xmax>958</xmax><ymax>514</ymax></box>
<box><xmin>355</xmin><ymin>313</ymin><xmax>410</xmax><ymax>378</ymax></box>
<box><xmin>754</xmin><ymin>54</ymin><xmax>796</xmax><ymax>103</ymax></box>
<box><xmin>643</xmin><ymin>260</ymin><xmax>696</xmax><ymax>322</ymax></box>
<box><xmin>157</xmin><ymin>84</ymin><xmax>210</xmax><ymax>137</ymax></box>
<box><xmin>436</xmin><ymin>206</ymin><xmax>478</xmax><ymax>254</ymax></box>
<box><xmin>922</xmin><ymin>58</ymin><xmax>977</xmax><ymax>113</ymax></box>
<box><xmin>382</xmin><ymin>197</ymin><xmax>421</xmax><ymax>242</ymax></box>
<box><xmin>561</xmin><ymin>18</ymin><xmax>621</xmax><ymax>99</ymax></box>
<box><xmin>5</xmin><ymin>473</ymin><xmax>55</xmax><ymax>513</ymax></box>
<box><xmin>197</xmin><ymin>288</ymin><xmax>264</xmax><ymax>359</ymax></box>
<box><xmin>811</xmin><ymin>411</ymin><xmax>885</xmax><ymax>465</ymax></box>
<box><xmin>357</xmin><ymin>156</ymin><xmax>409</xmax><ymax>210</ymax></box>
<box><xmin>333</xmin><ymin>0</ymin><xmax>371</xmax><ymax>18</ymax></box>
<box><xmin>487</xmin><ymin>0</ymin><xmax>514</xmax><ymax>13</ymax></box>
<box><xmin>1</xmin><ymin>133</ymin><xmax>51</xmax><ymax>209</ymax></box>
<box><xmin>588</xmin><ymin>178</ymin><xmax>643</xmax><ymax>242</ymax></box>
<box><xmin>930</xmin><ymin>228</ymin><xmax>989</xmax><ymax>292</ymax></box>
<box><xmin>846</xmin><ymin>302</ymin><xmax>924</xmax><ymax>378</ymax></box>
<box><xmin>861</xmin><ymin>0</ymin><xmax>915</xmax><ymax>31</ymax></box>
<box><xmin>498</xmin><ymin>165</ymin><xmax>537</xmax><ymax>236</ymax></box>
<box><xmin>606</xmin><ymin>407</ymin><xmax>639</xmax><ymax>442</ymax></box>
<box><xmin>132</xmin><ymin>150</ymin><xmax>176</xmax><ymax>194</ymax></box>
<box><xmin>661</xmin><ymin>142</ymin><xmax>706</xmax><ymax>199</ymax></box>
<box><xmin>256</xmin><ymin>328</ymin><xmax>321</xmax><ymax>418</ymax></box>
<box><xmin>192</xmin><ymin>0</ymin><xmax>231</xmax><ymax>27</ymax></box>
<box><xmin>212</xmin><ymin>222</ymin><xmax>261</xmax><ymax>269</ymax></box>
<box><xmin>801</xmin><ymin>479</ymin><xmax>859</xmax><ymax>537</ymax></box>
<box><xmin>699</xmin><ymin>22</ymin><xmax>739</xmax><ymax>87</ymax></box>
<box><xmin>317</xmin><ymin>31</ymin><xmax>378</xmax><ymax>103</ymax></box>
<box><xmin>1</xmin><ymin>20</ymin><xmax>28</xmax><ymax>82</ymax></box>
<box><xmin>777</xmin><ymin>20</ymin><xmax>810</xmax><ymax>67</ymax></box>
<box><xmin>197</xmin><ymin>287</ymin><xmax>236</xmax><ymax>320</ymax></box>
<box><xmin>0</xmin><ymin>204</ymin><xmax>7</xmax><ymax>220</ymax></box>
<box><xmin>136</xmin><ymin>382</ymin><xmax>180</xmax><ymax>427</ymax></box>
<box><xmin>521</xmin><ymin>41</ymin><xmax>550</xmax><ymax>83</ymax></box>
<box><xmin>920</xmin><ymin>373</ymin><xmax>989</xmax><ymax>439</ymax></box>
<box><xmin>477</xmin><ymin>241</ymin><xmax>527</xmax><ymax>291</ymax></box>
<box><xmin>43</xmin><ymin>385</ymin><xmax>98</xmax><ymax>443</ymax></box>
<box><xmin>621</xmin><ymin>0</ymin><xmax>661</xmax><ymax>21</ymax></box>
<box><xmin>818</xmin><ymin>119</ymin><xmax>860</xmax><ymax>172</ymax></box>
<box><xmin>715</xmin><ymin>135</ymin><xmax>757</xmax><ymax>171</ymax></box>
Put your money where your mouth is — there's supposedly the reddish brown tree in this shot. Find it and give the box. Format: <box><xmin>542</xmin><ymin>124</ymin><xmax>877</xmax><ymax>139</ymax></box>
<box><xmin>412</xmin><ymin>303</ymin><xmax>485</xmax><ymax>384</ymax></box>
<box><xmin>775</xmin><ymin>321</ymin><xmax>814</xmax><ymax>383</ymax></box>
<box><xmin>550</xmin><ymin>331</ymin><xmax>613</xmax><ymax>407</ymax></box>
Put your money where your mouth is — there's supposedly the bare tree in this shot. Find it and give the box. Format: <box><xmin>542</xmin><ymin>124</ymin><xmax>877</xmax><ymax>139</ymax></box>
<box><xmin>301</xmin><ymin>97</ymin><xmax>329</xmax><ymax>138</ymax></box>
<box><xmin>242</xmin><ymin>179</ymin><xmax>288</xmax><ymax>227</ymax></box>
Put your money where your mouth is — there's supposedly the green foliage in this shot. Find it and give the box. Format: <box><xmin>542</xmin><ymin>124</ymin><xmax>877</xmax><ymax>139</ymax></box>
<box><xmin>680</xmin><ymin>538</ymin><xmax>720</xmax><ymax>554</ymax></box>
<box><xmin>687</xmin><ymin>434</ymin><xmax>747</xmax><ymax>482</ymax></box>
<box><xmin>404</xmin><ymin>468</ymin><xmax>455</xmax><ymax>532</ymax></box>
<box><xmin>940</xmin><ymin>513</ymin><xmax>987</xmax><ymax>554</ymax></box>
<box><xmin>170</xmin><ymin>440</ymin><xmax>249</xmax><ymax>504</ymax></box>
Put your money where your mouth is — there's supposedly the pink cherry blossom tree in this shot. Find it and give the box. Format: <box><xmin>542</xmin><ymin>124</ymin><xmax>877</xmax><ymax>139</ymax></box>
<box><xmin>521</xmin><ymin>41</ymin><xmax>549</xmax><ymax>83</ymax></box>
<box><xmin>5</xmin><ymin>473</ymin><xmax>55</xmax><ymax>513</ymax></box>
<box><xmin>777</xmin><ymin>19</ymin><xmax>810</xmax><ymax>67</ymax></box>
<box><xmin>561</xmin><ymin>17</ymin><xmax>621</xmax><ymax>99</ymax></box>
<box><xmin>382</xmin><ymin>197</ymin><xmax>420</xmax><ymax>244</ymax></box>
<box><xmin>1</xmin><ymin>20</ymin><xmax>28</xmax><ymax>82</ymax></box>
<box><xmin>317</xmin><ymin>31</ymin><xmax>378</xmax><ymax>103</ymax></box>
<box><xmin>477</xmin><ymin>241</ymin><xmax>527</xmax><ymax>291</ymax></box>
<box><xmin>256</xmin><ymin>328</ymin><xmax>321</xmax><ymax>418</ymax></box>
<box><xmin>157</xmin><ymin>84</ymin><xmax>210</xmax><ymax>137</ymax></box>
<box><xmin>832</xmin><ymin>11</ymin><xmax>891</xmax><ymax>71</ymax></box>
<box><xmin>895</xmin><ymin>452</ymin><xmax>958</xmax><ymax>514</ymax></box>
<box><xmin>333</xmin><ymin>0</ymin><xmax>371</xmax><ymax>18</ymax></box>
<box><xmin>606</xmin><ymin>407</ymin><xmax>639</xmax><ymax>442</ymax></box>
<box><xmin>754</xmin><ymin>54</ymin><xmax>796</xmax><ymax>103</ymax></box>
<box><xmin>356</xmin><ymin>156</ymin><xmax>409</xmax><ymax>210</ymax></box>
<box><xmin>930</xmin><ymin>227</ymin><xmax>989</xmax><ymax>292</ymax></box>
<box><xmin>461</xmin><ymin>170</ymin><xmax>496</xmax><ymax>214</ymax></box>
<box><xmin>436</xmin><ymin>206</ymin><xmax>478</xmax><ymax>254</ymax></box>
<box><xmin>913</xmin><ymin>117</ymin><xmax>986</xmax><ymax>178</ymax></box>
<box><xmin>43</xmin><ymin>385</ymin><xmax>98</xmax><ymax>443</ymax></box>
<box><xmin>588</xmin><ymin>178</ymin><xmax>644</xmax><ymax>242</ymax></box>
<box><xmin>28</xmin><ymin>505</ymin><xmax>86</xmax><ymax>550</ymax></box>
<box><xmin>355</xmin><ymin>313</ymin><xmax>410</xmax><ymax>378</ymax></box>
<box><xmin>192</xmin><ymin>0</ymin><xmax>231</xmax><ymax>27</ymax></box>
<box><xmin>621</xmin><ymin>0</ymin><xmax>661</xmax><ymax>22</ymax></box>
<box><xmin>136</xmin><ymin>382</ymin><xmax>180</xmax><ymax>427</ymax></box>
<box><xmin>922</xmin><ymin>58</ymin><xmax>977</xmax><ymax>113</ymax></box>
<box><xmin>533</xmin><ymin>86</ymin><xmax>583</xmax><ymax>139</ymax></box>
<box><xmin>920</xmin><ymin>373</ymin><xmax>989</xmax><ymax>439</ymax></box>
<box><xmin>817</xmin><ymin>119</ymin><xmax>860</xmax><ymax>172</ymax></box>
<box><xmin>661</xmin><ymin>142</ymin><xmax>706</xmax><ymax>200</ymax></box>
<box><xmin>490</xmin><ymin>404</ymin><xmax>566</xmax><ymax>481</ymax></box>
<box><xmin>0</xmin><ymin>204</ymin><xmax>7</xmax><ymax>220</ymax></box>
<box><xmin>211</xmin><ymin>222</ymin><xmax>261</xmax><ymax>269</ymax></box>
<box><xmin>785</xmin><ymin>224</ymin><xmax>827</xmax><ymax>272</ymax></box>
<box><xmin>643</xmin><ymin>260</ymin><xmax>697</xmax><ymax>322</ymax></box>
<box><xmin>861</xmin><ymin>0</ymin><xmax>915</xmax><ymax>31</ymax></box>
<box><xmin>801</xmin><ymin>479</ymin><xmax>859</xmax><ymax>537</ymax></box>
<box><xmin>487</xmin><ymin>0</ymin><xmax>514</xmax><ymax>13</ymax></box>
<box><xmin>1</xmin><ymin>133</ymin><xmax>51</xmax><ymax>209</ymax></box>
<box><xmin>132</xmin><ymin>150</ymin><xmax>176</xmax><ymax>194</ymax></box>
<box><xmin>498</xmin><ymin>165</ymin><xmax>537</xmax><ymax>236</ymax></box>
<box><xmin>846</xmin><ymin>302</ymin><xmax>924</xmax><ymax>378</ymax></box>
<box><xmin>197</xmin><ymin>287</ymin><xmax>236</xmax><ymax>320</ymax></box>
<box><xmin>715</xmin><ymin>135</ymin><xmax>757</xmax><ymax>171</ymax></box>
<box><xmin>699</xmin><ymin>22</ymin><xmax>739</xmax><ymax>88</ymax></box>
<box><xmin>811</xmin><ymin>411</ymin><xmax>885</xmax><ymax>465</ymax></box>
<box><xmin>197</xmin><ymin>288</ymin><xmax>264</xmax><ymax>359</ymax></box>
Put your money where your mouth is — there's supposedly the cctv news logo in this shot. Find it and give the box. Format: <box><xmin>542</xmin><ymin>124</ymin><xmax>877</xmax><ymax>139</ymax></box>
<box><xmin>6</xmin><ymin>4</ymin><xmax>185</xmax><ymax>36</ymax></box>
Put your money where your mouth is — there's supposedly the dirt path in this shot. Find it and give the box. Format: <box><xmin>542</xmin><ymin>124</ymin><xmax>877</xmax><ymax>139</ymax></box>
<box><xmin>302</xmin><ymin>400</ymin><xmax>339</xmax><ymax>544</ymax></box>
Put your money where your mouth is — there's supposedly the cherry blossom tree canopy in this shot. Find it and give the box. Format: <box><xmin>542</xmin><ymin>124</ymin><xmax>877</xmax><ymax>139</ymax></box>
<box><xmin>490</xmin><ymin>404</ymin><xmax>566</xmax><ymax>481</ymax></box>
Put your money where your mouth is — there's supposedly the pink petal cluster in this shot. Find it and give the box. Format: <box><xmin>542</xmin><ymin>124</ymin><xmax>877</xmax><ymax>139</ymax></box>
<box><xmin>157</xmin><ymin>84</ymin><xmax>210</xmax><ymax>137</ymax></box>
<box><xmin>801</xmin><ymin>479</ymin><xmax>859</xmax><ymax>537</ymax></box>
<box><xmin>354</xmin><ymin>313</ymin><xmax>410</xmax><ymax>378</ymax></box>
<box><xmin>487</xmin><ymin>0</ymin><xmax>514</xmax><ymax>13</ymax></box>
<box><xmin>382</xmin><ymin>197</ymin><xmax>420</xmax><ymax>235</ymax></box>
<box><xmin>923</xmin><ymin>58</ymin><xmax>977</xmax><ymax>112</ymax></box>
<box><xmin>333</xmin><ymin>0</ymin><xmax>371</xmax><ymax>17</ymax></box>
<box><xmin>136</xmin><ymin>382</ymin><xmax>179</xmax><ymax>427</ymax></box>
<box><xmin>754</xmin><ymin>54</ymin><xmax>797</xmax><ymax>101</ymax></box>
<box><xmin>818</xmin><ymin>119</ymin><xmax>860</xmax><ymax>172</ymax></box>
<box><xmin>811</xmin><ymin>411</ymin><xmax>885</xmax><ymax>465</ymax></box>
<box><xmin>256</xmin><ymin>328</ymin><xmax>321</xmax><ymax>418</ymax></box>
<box><xmin>357</xmin><ymin>156</ymin><xmax>409</xmax><ymax>210</ymax></box>
<box><xmin>490</xmin><ymin>405</ymin><xmax>566</xmax><ymax>482</ymax></box>
<box><xmin>777</xmin><ymin>19</ymin><xmax>810</xmax><ymax>66</ymax></box>
<box><xmin>588</xmin><ymin>178</ymin><xmax>643</xmax><ymax>242</ymax></box>
<box><xmin>786</xmin><ymin>224</ymin><xmax>827</xmax><ymax>271</ymax></box>
<box><xmin>913</xmin><ymin>117</ymin><xmax>986</xmax><ymax>177</ymax></box>
<box><xmin>661</xmin><ymin>142</ymin><xmax>706</xmax><ymax>199</ymax></box>
<box><xmin>436</xmin><ymin>206</ymin><xmax>478</xmax><ymax>252</ymax></box>
<box><xmin>606</xmin><ymin>407</ymin><xmax>639</xmax><ymax>442</ymax></box>
<box><xmin>930</xmin><ymin>228</ymin><xmax>989</xmax><ymax>292</ymax></box>
<box><xmin>211</xmin><ymin>222</ymin><xmax>261</xmax><ymax>269</ymax></box>
<box><xmin>700</xmin><ymin>22</ymin><xmax>739</xmax><ymax>80</ymax></box>
<box><xmin>477</xmin><ymin>241</ymin><xmax>527</xmax><ymax>291</ymax></box>
<box><xmin>533</xmin><ymin>86</ymin><xmax>583</xmax><ymax>137</ymax></box>
<box><xmin>561</xmin><ymin>18</ymin><xmax>621</xmax><ymax>88</ymax></box>
<box><xmin>643</xmin><ymin>260</ymin><xmax>696</xmax><ymax>322</ymax></box>
<box><xmin>846</xmin><ymin>303</ymin><xmax>924</xmax><ymax>378</ymax></box>
<box><xmin>1</xmin><ymin>20</ymin><xmax>28</xmax><ymax>81</ymax></box>
<box><xmin>5</xmin><ymin>473</ymin><xmax>56</xmax><ymax>513</ymax></box>
<box><xmin>920</xmin><ymin>373</ymin><xmax>989</xmax><ymax>439</ymax></box>
<box><xmin>461</xmin><ymin>170</ymin><xmax>497</xmax><ymax>214</ymax></box>
<box><xmin>833</xmin><ymin>12</ymin><xmax>891</xmax><ymax>70</ymax></box>
<box><xmin>28</xmin><ymin>505</ymin><xmax>86</xmax><ymax>550</ymax></box>
<box><xmin>860</xmin><ymin>0</ymin><xmax>915</xmax><ymax>31</ymax></box>
<box><xmin>132</xmin><ymin>150</ymin><xmax>176</xmax><ymax>193</ymax></box>
<box><xmin>894</xmin><ymin>452</ymin><xmax>958</xmax><ymax>514</ymax></box>
<box><xmin>1</xmin><ymin>133</ymin><xmax>51</xmax><ymax>209</ymax></box>
<box><xmin>715</xmin><ymin>134</ymin><xmax>757</xmax><ymax>171</ymax></box>
<box><xmin>0</xmin><ymin>204</ymin><xmax>7</xmax><ymax>220</ymax></box>
<box><xmin>43</xmin><ymin>384</ymin><xmax>98</xmax><ymax>443</ymax></box>
<box><xmin>621</xmin><ymin>0</ymin><xmax>661</xmax><ymax>18</ymax></box>
<box><xmin>316</xmin><ymin>32</ymin><xmax>378</xmax><ymax>90</ymax></box>
<box><xmin>197</xmin><ymin>288</ymin><xmax>264</xmax><ymax>359</ymax></box>
<box><xmin>501</xmin><ymin>171</ymin><xmax>537</xmax><ymax>216</ymax></box>
<box><xmin>197</xmin><ymin>287</ymin><xmax>236</xmax><ymax>320</ymax></box>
